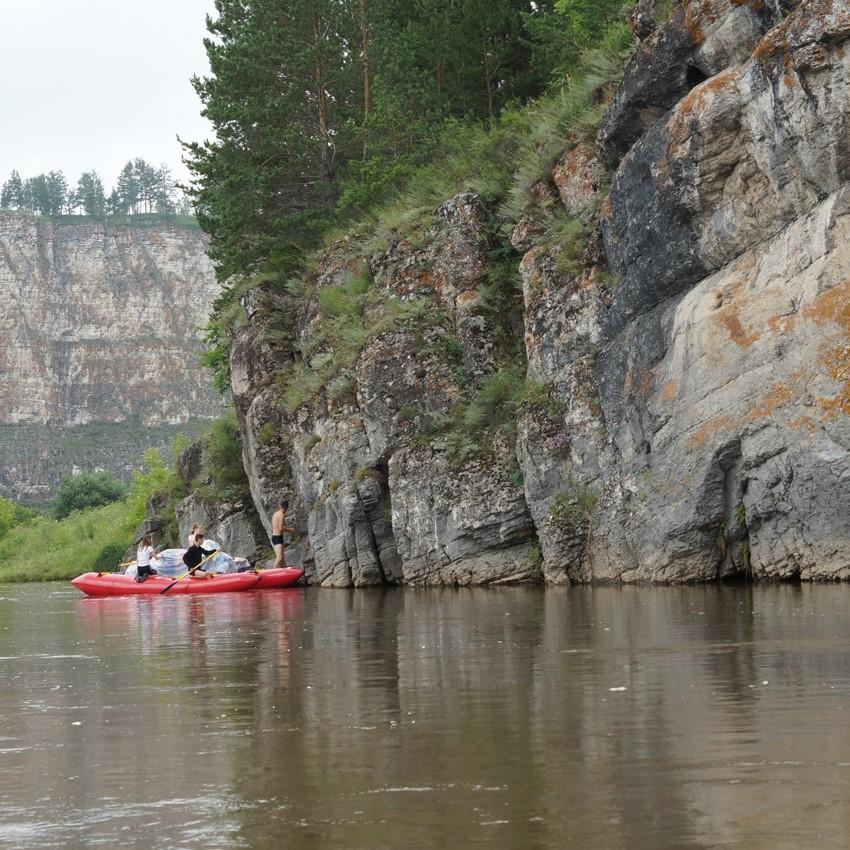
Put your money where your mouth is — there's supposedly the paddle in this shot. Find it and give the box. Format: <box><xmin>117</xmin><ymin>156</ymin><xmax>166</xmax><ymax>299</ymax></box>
<box><xmin>159</xmin><ymin>550</ymin><xmax>218</xmax><ymax>595</ymax></box>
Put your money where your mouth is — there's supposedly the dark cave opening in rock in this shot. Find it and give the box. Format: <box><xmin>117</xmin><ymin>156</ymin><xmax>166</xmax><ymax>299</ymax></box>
<box><xmin>686</xmin><ymin>64</ymin><xmax>710</xmax><ymax>90</ymax></box>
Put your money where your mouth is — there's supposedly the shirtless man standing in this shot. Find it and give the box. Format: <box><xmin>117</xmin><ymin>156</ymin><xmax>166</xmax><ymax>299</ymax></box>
<box><xmin>271</xmin><ymin>500</ymin><xmax>294</xmax><ymax>568</ymax></box>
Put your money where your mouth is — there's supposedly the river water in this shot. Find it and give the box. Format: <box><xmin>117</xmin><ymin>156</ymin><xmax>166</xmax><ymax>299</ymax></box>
<box><xmin>1</xmin><ymin>583</ymin><xmax>850</xmax><ymax>849</ymax></box>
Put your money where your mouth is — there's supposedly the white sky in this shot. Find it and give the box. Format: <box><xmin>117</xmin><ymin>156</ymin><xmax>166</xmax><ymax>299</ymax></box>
<box><xmin>0</xmin><ymin>0</ymin><xmax>216</xmax><ymax>191</ymax></box>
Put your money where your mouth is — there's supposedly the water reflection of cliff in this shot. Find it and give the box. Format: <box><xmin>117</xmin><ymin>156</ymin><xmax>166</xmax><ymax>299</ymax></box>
<box><xmin>226</xmin><ymin>587</ymin><xmax>850</xmax><ymax>849</ymax></box>
<box><xmin>43</xmin><ymin>585</ymin><xmax>850</xmax><ymax>849</ymax></box>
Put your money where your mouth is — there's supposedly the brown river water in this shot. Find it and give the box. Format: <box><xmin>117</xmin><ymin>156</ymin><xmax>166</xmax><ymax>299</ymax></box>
<box><xmin>1</xmin><ymin>582</ymin><xmax>850</xmax><ymax>849</ymax></box>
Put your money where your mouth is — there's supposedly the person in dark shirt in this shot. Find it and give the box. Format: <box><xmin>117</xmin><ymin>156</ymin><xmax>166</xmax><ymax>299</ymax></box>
<box><xmin>183</xmin><ymin>533</ymin><xmax>209</xmax><ymax>575</ymax></box>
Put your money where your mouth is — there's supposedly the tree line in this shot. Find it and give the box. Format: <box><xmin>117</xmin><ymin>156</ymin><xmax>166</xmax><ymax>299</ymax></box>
<box><xmin>0</xmin><ymin>159</ymin><xmax>193</xmax><ymax>218</ymax></box>
<box><xmin>184</xmin><ymin>0</ymin><xmax>629</xmax><ymax>282</ymax></box>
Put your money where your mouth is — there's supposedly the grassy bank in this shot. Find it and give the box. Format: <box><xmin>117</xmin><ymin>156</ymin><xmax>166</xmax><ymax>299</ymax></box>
<box><xmin>0</xmin><ymin>447</ymin><xmax>181</xmax><ymax>583</ymax></box>
<box><xmin>0</xmin><ymin>500</ymin><xmax>141</xmax><ymax>583</ymax></box>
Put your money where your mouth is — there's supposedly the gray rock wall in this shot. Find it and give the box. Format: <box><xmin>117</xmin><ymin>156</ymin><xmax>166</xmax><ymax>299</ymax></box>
<box><xmin>230</xmin><ymin>195</ymin><xmax>537</xmax><ymax>586</ymax></box>
<box><xmin>175</xmin><ymin>492</ymin><xmax>269</xmax><ymax>564</ymax></box>
<box><xmin>227</xmin><ymin>0</ymin><xmax>850</xmax><ymax>584</ymax></box>
<box><xmin>518</xmin><ymin>0</ymin><xmax>850</xmax><ymax>583</ymax></box>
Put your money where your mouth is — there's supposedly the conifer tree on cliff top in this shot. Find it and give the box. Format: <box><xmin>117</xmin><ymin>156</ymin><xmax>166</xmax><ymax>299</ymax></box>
<box><xmin>183</xmin><ymin>0</ymin><xmax>551</xmax><ymax>283</ymax></box>
<box><xmin>74</xmin><ymin>171</ymin><xmax>107</xmax><ymax>217</ymax></box>
<box><xmin>0</xmin><ymin>170</ymin><xmax>24</xmax><ymax>209</ymax></box>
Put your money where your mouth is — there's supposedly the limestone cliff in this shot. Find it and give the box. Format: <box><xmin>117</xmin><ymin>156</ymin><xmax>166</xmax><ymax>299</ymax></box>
<box><xmin>227</xmin><ymin>0</ymin><xmax>850</xmax><ymax>584</ymax></box>
<box><xmin>0</xmin><ymin>213</ymin><xmax>221</xmax><ymax>501</ymax></box>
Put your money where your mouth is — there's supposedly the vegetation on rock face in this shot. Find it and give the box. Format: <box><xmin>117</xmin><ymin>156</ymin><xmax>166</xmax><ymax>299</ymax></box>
<box><xmin>187</xmin><ymin>0</ymin><xmax>636</xmax><ymax>394</ymax></box>
<box><xmin>548</xmin><ymin>484</ymin><xmax>599</xmax><ymax>537</ymax></box>
<box><xmin>278</xmin><ymin>268</ymin><xmax>437</xmax><ymax>414</ymax></box>
<box><xmin>198</xmin><ymin>413</ymin><xmax>252</xmax><ymax>499</ymax></box>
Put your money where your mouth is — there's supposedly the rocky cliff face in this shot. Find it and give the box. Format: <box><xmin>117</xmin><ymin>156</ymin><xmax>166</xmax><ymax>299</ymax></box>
<box><xmin>229</xmin><ymin>0</ymin><xmax>850</xmax><ymax>584</ymax></box>
<box><xmin>230</xmin><ymin>196</ymin><xmax>537</xmax><ymax>584</ymax></box>
<box><xmin>0</xmin><ymin>214</ymin><xmax>221</xmax><ymax>500</ymax></box>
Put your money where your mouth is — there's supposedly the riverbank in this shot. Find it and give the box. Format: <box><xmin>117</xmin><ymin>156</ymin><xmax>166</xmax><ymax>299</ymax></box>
<box><xmin>0</xmin><ymin>500</ymin><xmax>139</xmax><ymax>582</ymax></box>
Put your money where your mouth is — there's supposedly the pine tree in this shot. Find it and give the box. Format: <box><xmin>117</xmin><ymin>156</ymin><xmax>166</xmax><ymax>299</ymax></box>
<box><xmin>184</xmin><ymin>0</ymin><xmax>362</xmax><ymax>279</ymax></box>
<box><xmin>154</xmin><ymin>165</ymin><xmax>177</xmax><ymax>214</ymax></box>
<box><xmin>25</xmin><ymin>175</ymin><xmax>51</xmax><ymax>214</ymax></box>
<box><xmin>1</xmin><ymin>170</ymin><xmax>25</xmax><ymax>208</ymax></box>
<box><xmin>524</xmin><ymin>0</ymin><xmax>627</xmax><ymax>82</ymax></box>
<box><xmin>115</xmin><ymin>162</ymin><xmax>139</xmax><ymax>214</ymax></box>
<box><xmin>107</xmin><ymin>188</ymin><xmax>122</xmax><ymax>216</ymax></box>
<box><xmin>133</xmin><ymin>158</ymin><xmax>159</xmax><ymax>213</ymax></box>
<box><xmin>76</xmin><ymin>171</ymin><xmax>106</xmax><ymax>217</ymax></box>
<box><xmin>44</xmin><ymin>171</ymin><xmax>68</xmax><ymax>215</ymax></box>
<box><xmin>184</xmin><ymin>0</ymin><xmax>597</xmax><ymax>278</ymax></box>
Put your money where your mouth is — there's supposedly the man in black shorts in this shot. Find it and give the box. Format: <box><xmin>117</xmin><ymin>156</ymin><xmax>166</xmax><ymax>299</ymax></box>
<box><xmin>271</xmin><ymin>500</ymin><xmax>293</xmax><ymax>568</ymax></box>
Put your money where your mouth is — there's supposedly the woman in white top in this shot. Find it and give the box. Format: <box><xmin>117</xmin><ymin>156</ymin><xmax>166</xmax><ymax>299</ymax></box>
<box><xmin>187</xmin><ymin>524</ymin><xmax>202</xmax><ymax>550</ymax></box>
<box><xmin>135</xmin><ymin>534</ymin><xmax>159</xmax><ymax>582</ymax></box>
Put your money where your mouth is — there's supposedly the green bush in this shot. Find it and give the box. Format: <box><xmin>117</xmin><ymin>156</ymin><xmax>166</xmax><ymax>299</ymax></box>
<box><xmin>92</xmin><ymin>542</ymin><xmax>128</xmax><ymax>573</ymax></box>
<box><xmin>462</xmin><ymin>367</ymin><xmax>526</xmax><ymax>433</ymax></box>
<box><xmin>0</xmin><ymin>500</ymin><xmax>142</xmax><ymax>582</ymax></box>
<box><xmin>127</xmin><ymin>448</ymin><xmax>178</xmax><ymax>519</ymax></box>
<box><xmin>0</xmin><ymin>498</ymin><xmax>16</xmax><ymax>539</ymax></box>
<box><xmin>548</xmin><ymin>484</ymin><xmax>599</xmax><ymax>537</ymax></box>
<box><xmin>257</xmin><ymin>421</ymin><xmax>279</xmax><ymax>446</ymax></box>
<box><xmin>53</xmin><ymin>471</ymin><xmax>127</xmax><ymax>519</ymax></box>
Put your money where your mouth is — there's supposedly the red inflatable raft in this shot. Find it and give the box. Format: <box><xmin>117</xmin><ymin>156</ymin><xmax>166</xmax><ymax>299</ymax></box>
<box><xmin>71</xmin><ymin>567</ymin><xmax>303</xmax><ymax>597</ymax></box>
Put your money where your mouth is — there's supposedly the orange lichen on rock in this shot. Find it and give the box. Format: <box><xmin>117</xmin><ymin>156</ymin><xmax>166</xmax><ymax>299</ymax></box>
<box><xmin>688</xmin><ymin>416</ymin><xmax>732</xmax><ymax>449</ymax></box>
<box><xmin>683</xmin><ymin>1</ymin><xmax>707</xmax><ymax>44</ymax></box>
<box><xmin>743</xmin><ymin>380</ymin><xmax>798</xmax><ymax>422</ymax></box>
<box><xmin>624</xmin><ymin>365</ymin><xmax>654</xmax><ymax>399</ymax></box>
<box><xmin>817</xmin><ymin>341</ymin><xmax>850</xmax><ymax>418</ymax></box>
<box><xmin>660</xmin><ymin>378</ymin><xmax>680</xmax><ymax>402</ymax></box>
<box><xmin>783</xmin><ymin>54</ymin><xmax>796</xmax><ymax>87</ymax></box>
<box><xmin>752</xmin><ymin>17</ymin><xmax>791</xmax><ymax>64</ymax></box>
<box><xmin>688</xmin><ymin>415</ymin><xmax>733</xmax><ymax>448</ymax></box>
<box><xmin>719</xmin><ymin>311</ymin><xmax>761</xmax><ymax>348</ymax></box>
<box><xmin>785</xmin><ymin>280</ymin><xmax>850</xmax><ymax>418</ymax></box>
<box><xmin>665</xmin><ymin>68</ymin><xmax>740</xmax><ymax>160</ymax></box>
<box><xmin>788</xmin><ymin>415</ymin><xmax>818</xmax><ymax>432</ymax></box>
<box><xmin>802</xmin><ymin>278</ymin><xmax>850</xmax><ymax>328</ymax></box>
<box><xmin>767</xmin><ymin>311</ymin><xmax>797</xmax><ymax>334</ymax></box>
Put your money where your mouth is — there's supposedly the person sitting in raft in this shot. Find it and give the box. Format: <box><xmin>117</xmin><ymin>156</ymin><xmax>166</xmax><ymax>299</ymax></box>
<box><xmin>187</xmin><ymin>523</ymin><xmax>203</xmax><ymax>550</ymax></box>
<box><xmin>183</xmin><ymin>532</ymin><xmax>212</xmax><ymax>577</ymax></box>
<box><xmin>135</xmin><ymin>534</ymin><xmax>160</xmax><ymax>582</ymax></box>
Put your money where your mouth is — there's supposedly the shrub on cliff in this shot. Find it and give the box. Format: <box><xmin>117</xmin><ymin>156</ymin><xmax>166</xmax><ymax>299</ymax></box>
<box><xmin>180</xmin><ymin>414</ymin><xmax>251</xmax><ymax>502</ymax></box>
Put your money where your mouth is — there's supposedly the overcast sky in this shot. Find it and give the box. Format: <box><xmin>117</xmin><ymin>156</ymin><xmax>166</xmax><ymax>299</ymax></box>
<box><xmin>0</xmin><ymin>0</ymin><xmax>216</xmax><ymax>191</ymax></box>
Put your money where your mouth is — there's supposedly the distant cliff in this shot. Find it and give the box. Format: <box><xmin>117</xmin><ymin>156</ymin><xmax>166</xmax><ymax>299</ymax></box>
<box><xmin>0</xmin><ymin>213</ymin><xmax>222</xmax><ymax>501</ymax></box>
